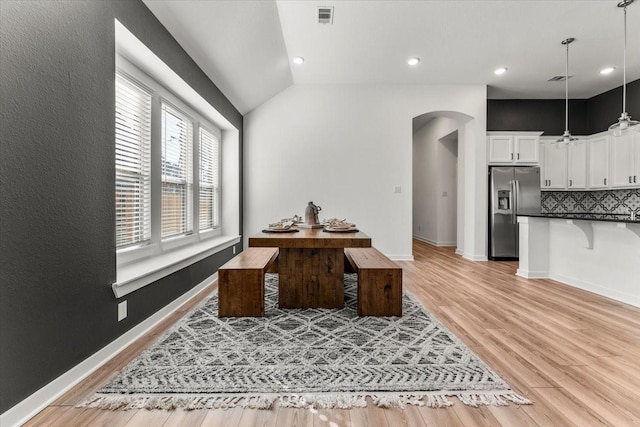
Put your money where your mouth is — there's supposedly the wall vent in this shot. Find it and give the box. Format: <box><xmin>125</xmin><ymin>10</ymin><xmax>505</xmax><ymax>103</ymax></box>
<box><xmin>548</xmin><ymin>75</ymin><xmax>572</xmax><ymax>82</ymax></box>
<box><xmin>318</xmin><ymin>7</ymin><xmax>334</xmax><ymax>24</ymax></box>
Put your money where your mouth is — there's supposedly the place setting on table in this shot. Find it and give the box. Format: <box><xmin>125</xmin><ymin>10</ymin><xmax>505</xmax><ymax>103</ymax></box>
<box><xmin>262</xmin><ymin>215</ymin><xmax>302</xmax><ymax>233</ymax></box>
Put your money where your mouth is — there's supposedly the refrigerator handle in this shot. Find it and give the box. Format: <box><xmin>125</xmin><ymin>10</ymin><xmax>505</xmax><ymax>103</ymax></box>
<box><xmin>512</xmin><ymin>180</ymin><xmax>520</xmax><ymax>224</ymax></box>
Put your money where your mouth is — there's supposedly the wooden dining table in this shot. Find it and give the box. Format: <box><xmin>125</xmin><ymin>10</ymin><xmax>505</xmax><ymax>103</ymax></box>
<box><xmin>248</xmin><ymin>228</ymin><xmax>371</xmax><ymax>309</ymax></box>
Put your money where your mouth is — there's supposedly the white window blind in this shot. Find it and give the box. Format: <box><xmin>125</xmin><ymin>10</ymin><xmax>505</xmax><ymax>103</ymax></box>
<box><xmin>161</xmin><ymin>102</ymin><xmax>193</xmax><ymax>238</ymax></box>
<box><xmin>115</xmin><ymin>73</ymin><xmax>152</xmax><ymax>248</ymax></box>
<box><xmin>199</xmin><ymin>127</ymin><xmax>220</xmax><ymax>230</ymax></box>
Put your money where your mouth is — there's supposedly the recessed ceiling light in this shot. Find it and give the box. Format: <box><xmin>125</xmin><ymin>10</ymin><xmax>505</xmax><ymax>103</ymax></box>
<box><xmin>600</xmin><ymin>67</ymin><xmax>615</xmax><ymax>75</ymax></box>
<box><xmin>293</xmin><ymin>57</ymin><xmax>304</xmax><ymax>65</ymax></box>
<box><xmin>494</xmin><ymin>67</ymin><xmax>508</xmax><ymax>75</ymax></box>
<box><xmin>407</xmin><ymin>57</ymin><xmax>420</xmax><ymax>66</ymax></box>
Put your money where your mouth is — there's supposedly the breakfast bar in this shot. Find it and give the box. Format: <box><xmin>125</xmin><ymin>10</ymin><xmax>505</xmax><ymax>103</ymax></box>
<box><xmin>517</xmin><ymin>214</ymin><xmax>640</xmax><ymax>307</ymax></box>
<box><xmin>249</xmin><ymin>228</ymin><xmax>372</xmax><ymax>308</ymax></box>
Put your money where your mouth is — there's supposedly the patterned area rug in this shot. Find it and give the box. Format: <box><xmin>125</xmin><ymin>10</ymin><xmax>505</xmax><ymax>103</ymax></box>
<box><xmin>79</xmin><ymin>274</ymin><xmax>530</xmax><ymax>410</ymax></box>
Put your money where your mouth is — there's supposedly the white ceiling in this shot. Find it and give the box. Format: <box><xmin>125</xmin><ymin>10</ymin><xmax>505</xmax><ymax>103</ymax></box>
<box><xmin>143</xmin><ymin>0</ymin><xmax>640</xmax><ymax>115</ymax></box>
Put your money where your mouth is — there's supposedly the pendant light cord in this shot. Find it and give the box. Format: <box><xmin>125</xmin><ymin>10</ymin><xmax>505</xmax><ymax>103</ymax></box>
<box><xmin>623</xmin><ymin>4</ymin><xmax>627</xmax><ymax>115</ymax></box>
<box><xmin>565</xmin><ymin>41</ymin><xmax>569</xmax><ymax>132</ymax></box>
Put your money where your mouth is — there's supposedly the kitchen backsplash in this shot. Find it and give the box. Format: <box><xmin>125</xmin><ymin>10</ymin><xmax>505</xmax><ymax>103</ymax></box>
<box><xmin>541</xmin><ymin>189</ymin><xmax>640</xmax><ymax>215</ymax></box>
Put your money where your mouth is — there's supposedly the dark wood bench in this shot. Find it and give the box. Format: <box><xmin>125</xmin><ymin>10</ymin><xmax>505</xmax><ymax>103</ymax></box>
<box><xmin>218</xmin><ymin>247</ymin><xmax>278</xmax><ymax>317</ymax></box>
<box><xmin>344</xmin><ymin>247</ymin><xmax>402</xmax><ymax>317</ymax></box>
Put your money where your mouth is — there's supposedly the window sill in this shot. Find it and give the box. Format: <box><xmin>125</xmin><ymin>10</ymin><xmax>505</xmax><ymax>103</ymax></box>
<box><xmin>113</xmin><ymin>234</ymin><xmax>241</xmax><ymax>298</ymax></box>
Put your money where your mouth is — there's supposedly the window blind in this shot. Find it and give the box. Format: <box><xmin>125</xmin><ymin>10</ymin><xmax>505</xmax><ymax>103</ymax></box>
<box><xmin>115</xmin><ymin>73</ymin><xmax>152</xmax><ymax>248</ymax></box>
<box><xmin>161</xmin><ymin>102</ymin><xmax>193</xmax><ymax>238</ymax></box>
<box><xmin>199</xmin><ymin>127</ymin><xmax>220</xmax><ymax>230</ymax></box>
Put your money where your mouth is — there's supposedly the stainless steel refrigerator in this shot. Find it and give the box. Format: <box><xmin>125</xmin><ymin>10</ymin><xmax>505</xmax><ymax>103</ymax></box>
<box><xmin>489</xmin><ymin>166</ymin><xmax>541</xmax><ymax>260</ymax></box>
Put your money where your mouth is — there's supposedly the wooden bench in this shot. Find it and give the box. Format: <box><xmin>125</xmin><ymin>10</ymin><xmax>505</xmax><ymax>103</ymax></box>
<box><xmin>344</xmin><ymin>247</ymin><xmax>402</xmax><ymax>317</ymax></box>
<box><xmin>218</xmin><ymin>247</ymin><xmax>278</xmax><ymax>317</ymax></box>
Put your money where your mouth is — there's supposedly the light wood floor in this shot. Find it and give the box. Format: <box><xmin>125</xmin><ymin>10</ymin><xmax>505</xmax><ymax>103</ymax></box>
<box><xmin>25</xmin><ymin>240</ymin><xmax>640</xmax><ymax>426</ymax></box>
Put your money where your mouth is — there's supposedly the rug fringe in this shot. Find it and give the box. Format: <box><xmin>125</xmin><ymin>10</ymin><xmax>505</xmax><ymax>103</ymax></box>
<box><xmin>279</xmin><ymin>394</ymin><xmax>368</xmax><ymax>409</ymax></box>
<box><xmin>77</xmin><ymin>391</ymin><xmax>530</xmax><ymax>411</ymax></box>
<box><xmin>455</xmin><ymin>392</ymin><xmax>532</xmax><ymax>407</ymax></box>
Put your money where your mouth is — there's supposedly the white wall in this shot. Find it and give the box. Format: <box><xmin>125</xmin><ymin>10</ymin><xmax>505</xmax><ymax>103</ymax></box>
<box><xmin>438</xmin><ymin>133</ymin><xmax>458</xmax><ymax>245</ymax></box>
<box><xmin>412</xmin><ymin>117</ymin><xmax>458</xmax><ymax>246</ymax></box>
<box><xmin>244</xmin><ymin>84</ymin><xmax>487</xmax><ymax>260</ymax></box>
<box><xmin>412</xmin><ymin>122</ymin><xmax>438</xmax><ymax>243</ymax></box>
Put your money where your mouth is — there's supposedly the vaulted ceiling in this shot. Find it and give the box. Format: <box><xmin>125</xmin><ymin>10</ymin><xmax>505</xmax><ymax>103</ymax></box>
<box><xmin>143</xmin><ymin>0</ymin><xmax>640</xmax><ymax>114</ymax></box>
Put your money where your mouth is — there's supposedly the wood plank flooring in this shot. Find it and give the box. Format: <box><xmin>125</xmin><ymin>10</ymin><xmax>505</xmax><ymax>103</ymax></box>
<box><xmin>24</xmin><ymin>240</ymin><xmax>640</xmax><ymax>426</ymax></box>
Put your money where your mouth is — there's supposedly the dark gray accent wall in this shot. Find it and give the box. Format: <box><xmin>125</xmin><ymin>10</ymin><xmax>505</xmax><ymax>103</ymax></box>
<box><xmin>488</xmin><ymin>79</ymin><xmax>640</xmax><ymax>135</ymax></box>
<box><xmin>0</xmin><ymin>0</ymin><xmax>242</xmax><ymax>413</ymax></box>
<box><xmin>487</xmin><ymin>99</ymin><xmax>588</xmax><ymax>135</ymax></box>
<box><xmin>587</xmin><ymin>79</ymin><xmax>640</xmax><ymax>134</ymax></box>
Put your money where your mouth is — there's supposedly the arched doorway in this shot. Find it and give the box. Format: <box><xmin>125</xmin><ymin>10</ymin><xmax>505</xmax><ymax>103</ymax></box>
<box><xmin>412</xmin><ymin>111</ymin><xmax>477</xmax><ymax>257</ymax></box>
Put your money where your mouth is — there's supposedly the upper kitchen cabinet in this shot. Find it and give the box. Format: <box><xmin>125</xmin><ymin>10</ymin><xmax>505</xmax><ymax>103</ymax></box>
<box><xmin>588</xmin><ymin>134</ymin><xmax>609</xmax><ymax>189</ymax></box>
<box><xmin>609</xmin><ymin>132</ymin><xmax>640</xmax><ymax>188</ymax></box>
<box><xmin>488</xmin><ymin>132</ymin><xmax>541</xmax><ymax>164</ymax></box>
<box><xmin>567</xmin><ymin>139</ymin><xmax>587</xmax><ymax>190</ymax></box>
<box><xmin>540</xmin><ymin>138</ymin><xmax>567</xmax><ymax>190</ymax></box>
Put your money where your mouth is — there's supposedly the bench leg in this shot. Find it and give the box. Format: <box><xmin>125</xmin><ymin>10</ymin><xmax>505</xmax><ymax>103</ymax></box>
<box><xmin>218</xmin><ymin>269</ymin><xmax>265</xmax><ymax>317</ymax></box>
<box><xmin>358</xmin><ymin>270</ymin><xmax>402</xmax><ymax>316</ymax></box>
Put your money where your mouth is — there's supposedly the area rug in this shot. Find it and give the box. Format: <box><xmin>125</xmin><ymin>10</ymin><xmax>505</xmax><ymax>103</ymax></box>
<box><xmin>78</xmin><ymin>274</ymin><xmax>531</xmax><ymax>410</ymax></box>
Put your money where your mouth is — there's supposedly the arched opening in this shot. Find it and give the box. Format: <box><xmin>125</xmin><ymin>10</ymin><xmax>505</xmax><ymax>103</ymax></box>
<box><xmin>412</xmin><ymin>111</ymin><xmax>476</xmax><ymax>257</ymax></box>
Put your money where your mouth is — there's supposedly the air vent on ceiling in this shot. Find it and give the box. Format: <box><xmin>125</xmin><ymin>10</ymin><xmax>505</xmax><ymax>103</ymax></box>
<box><xmin>548</xmin><ymin>75</ymin><xmax>572</xmax><ymax>82</ymax></box>
<box><xmin>318</xmin><ymin>6</ymin><xmax>334</xmax><ymax>24</ymax></box>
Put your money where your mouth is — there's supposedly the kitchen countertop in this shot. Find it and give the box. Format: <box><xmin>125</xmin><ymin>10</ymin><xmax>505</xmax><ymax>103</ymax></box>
<box><xmin>520</xmin><ymin>213</ymin><xmax>640</xmax><ymax>224</ymax></box>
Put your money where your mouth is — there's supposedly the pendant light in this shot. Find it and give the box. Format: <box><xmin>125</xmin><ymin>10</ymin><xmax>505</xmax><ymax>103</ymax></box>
<box><xmin>609</xmin><ymin>0</ymin><xmax>639</xmax><ymax>136</ymax></box>
<box><xmin>557</xmin><ymin>38</ymin><xmax>578</xmax><ymax>144</ymax></box>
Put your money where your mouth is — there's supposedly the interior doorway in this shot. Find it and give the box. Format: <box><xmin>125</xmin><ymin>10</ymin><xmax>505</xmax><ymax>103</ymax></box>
<box><xmin>412</xmin><ymin>116</ymin><xmax>459</xmax><ymax>248</ymax></box>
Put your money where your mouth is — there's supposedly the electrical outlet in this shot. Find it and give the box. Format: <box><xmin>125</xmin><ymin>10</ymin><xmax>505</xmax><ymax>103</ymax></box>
<box><xmin>232</xmin><ymin>245</ymin><xmax>236</xmax><ymax>254</ymax></box>
<box><xmin>118</xmin><ymin>301</ymin><xmax>127</xmax><ymax>322</ymax></box>
<box><xmin>393</xmin><ymin>186</ymin><xmax>402</xmax><ymax>193</ymax></box>
<box><xmin>442</xmin><ymin>191</ymin><xmax>448</xmax><ymax>197</ymax></box>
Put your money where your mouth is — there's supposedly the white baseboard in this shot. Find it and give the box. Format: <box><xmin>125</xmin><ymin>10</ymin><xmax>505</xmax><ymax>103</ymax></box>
<box><xmin>389</xmin><ymin>255</ymin><xmax>415</xmax><ymax>261</ymax></box>
<box><xmin>549</xmin><ymin>272</ymin><xmax>640</xmax><ymax>308</ymax></box>
<box><xmin>455</xmin><ymin>248</ymin><xmax>464</xmax><ymax>256</ymax></box>
<box><xmin>413</xmin><ymin>235</ymin><xmax>436</xmax><ymax>245</ymax></box>
<box><xmin>0</xmin><ymin>273</ymin><xmax>217</xmax><ymax>427</ymax></box>
<box><xmin>463</xmin><ymin>253</ymin><xmax>488</xmax><ymax>262</ymax></box>
<box><xmin>412</xmin><ymin>235</ymin><xmax>456</xmax><ymax>247</ymax></box>
<box><xmin>516</xmin><ymin>268</ymin><xmax>549</xmax><ymax>279</ymax></box>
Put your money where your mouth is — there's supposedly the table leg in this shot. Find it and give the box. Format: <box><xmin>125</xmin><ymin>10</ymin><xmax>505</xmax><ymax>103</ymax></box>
<box><xmin>278</xmin><ymin>248</ymin><xmax>344</xmax><ymax>308</ymax></box>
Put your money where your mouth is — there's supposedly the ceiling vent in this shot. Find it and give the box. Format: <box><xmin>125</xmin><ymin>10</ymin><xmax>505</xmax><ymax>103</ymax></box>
<box><xmin>548</xmin><ymin>75</ymin><xmax>572</xmax><ymax>82</ymax></box>
<box><xmin>318</xmin><ymin>7</ymin><xmax>334</xmax><ymax>24</ymax></box>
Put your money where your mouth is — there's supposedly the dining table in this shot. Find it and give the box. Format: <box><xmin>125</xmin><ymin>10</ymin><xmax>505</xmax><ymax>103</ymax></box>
<box><xmin>248</xmin><ymin>228</ymin><xmax>371</xmax><ymax>309</ymax></box>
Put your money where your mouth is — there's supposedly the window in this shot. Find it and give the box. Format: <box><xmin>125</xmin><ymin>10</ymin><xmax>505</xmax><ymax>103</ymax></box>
<box><xmin>113</xmin><ymin>21</ymin><xmax>240</xmax><ymax>299</ymax></box>
<box><xmin>199</xmin><ymin>127</ymin><xmax>220</xmax><ymax>230</ymax></box>
<box><xmin>161</xmin><ymin>102</ymin><xmax>193</xmax><ymax>238</ymax></box>
<box><xmin>115</xmin><ymin>74</ymin><xmax>152</xmax><ymax>248</ymax></box>
<box><xmin>115</xmin><ymin>68</ymin><xmax>221</xmax><ymax>254</ymax></box>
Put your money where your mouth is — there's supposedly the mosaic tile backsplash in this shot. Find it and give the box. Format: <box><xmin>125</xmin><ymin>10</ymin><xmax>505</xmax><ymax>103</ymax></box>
<box><xmin>541</xmin><ymin>189</ymin><xmax>640</xmax><ymax>215</ymax></box>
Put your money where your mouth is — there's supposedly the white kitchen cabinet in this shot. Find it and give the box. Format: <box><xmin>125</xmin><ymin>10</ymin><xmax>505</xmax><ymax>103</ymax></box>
<box><xmin>637</xmin><ymin>132</ymin><xmax>640</xmax><ymax>187</ymax></box>
<box><xmin>609</xmin><ymin>132</ymin><xmax>640</xmax><ymax>188</ymax></box>
<box><xmin>567</xmin><ymin>140</ymin><xmax>587</xmax><ymax>189</ymax></box>
<box><xmin>588</xmin><ymin>135</ymin><xmax>609</xmax><ymax>189</ymax></box>
<box><xmin>540</xmin><ymin>139</ymin><xmax>567</xmax><ymax>189</ymax></box>
<box><xmin>488</xmin><ymin>132</ymin><xmax>541</xmax><ymax>164</ymax></box>
<box><xmin>538</xmin><ymin>140</ymin><xmax>546</xmax><ymax>187</ymax></box>
<box><xmin>488</xmin><ymin>135</ymin><xmax>513</xmax><ymax>163</ymax></box>
<box><xmin>514</xmin><ymin>136</ymin><xmax>540</xmax><ymax>163</ymax></box>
